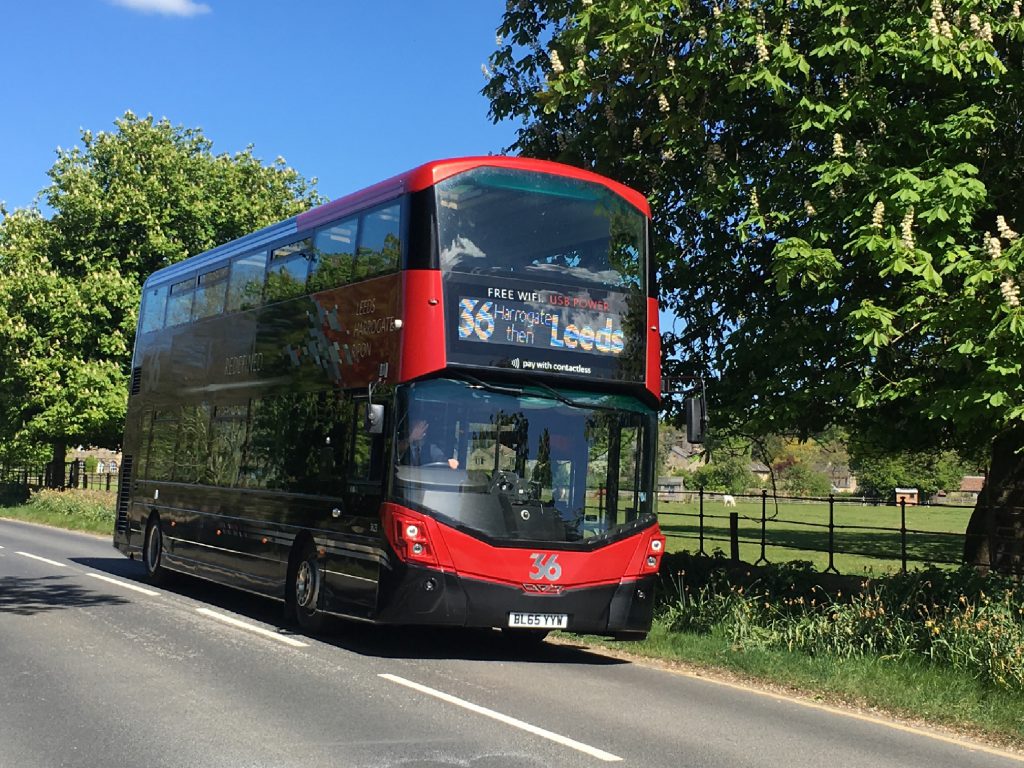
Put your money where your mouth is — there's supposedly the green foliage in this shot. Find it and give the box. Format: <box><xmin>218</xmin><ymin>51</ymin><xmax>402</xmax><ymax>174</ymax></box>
<box><xmin>0</xmin><ymin>112</ymin><xmax>322</xmax><ymax>454</ymax></box>
<box><xmin>661</xmin><ymin>560</ymin><xmax>1024</xmax><ymax>691</ymax></box>
<box><xmin>687</xmin><ymin>453</ymin><xmax>755</xmax><ymax>493</ymax></box>
<box><xmin>851</xmin><ymin>441</ymin><xmax>970</xmax><ymax>497</ymax></box>
<box><xmin>485</xmin><ymin>0</ymin><xmax>1024</xmax><ymax>458</ymax></box>
<box><xmin>20</xmin><ymin>489</ymin><xmax>115</xmax><ymax>533</ymax></box>
<box><xmin>777</xmin><ymin>462</ymin><xmax>833</xmax><ymax>496</ymax></box>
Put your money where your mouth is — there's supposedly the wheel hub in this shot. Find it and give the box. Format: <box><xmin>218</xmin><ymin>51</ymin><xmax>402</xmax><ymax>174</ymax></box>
<box><xmin>295</xmin><ymin>560</ymin><xmax>318</xmax><ymax>609</ymax></box>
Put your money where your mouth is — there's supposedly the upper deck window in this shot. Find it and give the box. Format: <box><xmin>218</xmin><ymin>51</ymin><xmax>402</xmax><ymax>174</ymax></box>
<box><xmin>193</xmin><ymin>266</ymin><xmax>229</xmax><ymax>320</ymax></box>
<box><xmin>165</xmin><ymin>278</ymin><xmax>196</xmax><ymax>327</ymax></box>
<box><xmin>309</xmin><ymin>218</ymin><xmax>357</xmax><ymax>292</ymax></box>
<box><xmin>435</xmin><ymin>168</ymin><xmax>645</xmax><ymax>292</ymax></box>
<box><xmin>266</xmin><ymin>239</ymin><xmax>312</xmax><ymax>303</ymax></box>
<box><xmin>227</xmin><ymin>251</ymin><xmax>267</xmax><ymax>312</ymax></box>
<box><xmin>354</xmin><ymin>203</ymin><xmax>401</xmax><ymax>280</ymax></box>
<box><xmin>139</xmin><ymin>283</ymin><xmax>168</xmax><ymax>334</ymax></box>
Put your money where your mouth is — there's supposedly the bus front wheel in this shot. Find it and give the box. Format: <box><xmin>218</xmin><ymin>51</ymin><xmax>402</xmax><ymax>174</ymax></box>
<box><xmin>288</xmin><ymin>540</ymin><xmax>325</xmax><ymax>633</ymax></box>
<box><xmin>143</xmin><ymin>516</ymin><xmax>172</xmax><ymax>586</ymax></box>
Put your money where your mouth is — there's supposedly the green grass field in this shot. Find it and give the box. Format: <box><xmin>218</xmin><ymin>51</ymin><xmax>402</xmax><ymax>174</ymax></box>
<box><xmin>657</xmin><ymin>496</ymin><xmax>972</xmax><ymax>576</ymax></box>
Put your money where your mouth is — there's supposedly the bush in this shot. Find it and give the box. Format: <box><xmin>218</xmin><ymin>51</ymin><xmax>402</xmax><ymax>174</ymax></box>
<box><xmin>659</xmin><ymin>556</ymin><xmax>1024</xmax><ymax>691</ymax></box>
<box><xmin>25</xmin><ymin>488</ymin><xmax>115</xmax><ymax>528</ymax></box>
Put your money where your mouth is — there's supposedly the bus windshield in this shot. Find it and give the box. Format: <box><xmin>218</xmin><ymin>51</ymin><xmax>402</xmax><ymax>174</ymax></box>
<box><xmin>435</xmin><ymin>167</ymin><xmax>646</xmax><ymax>292</ymax></box>
<box><xmin>392</xmin><ymin>378</ymin><xmax>656</xmax><ymax>545</ymax></box>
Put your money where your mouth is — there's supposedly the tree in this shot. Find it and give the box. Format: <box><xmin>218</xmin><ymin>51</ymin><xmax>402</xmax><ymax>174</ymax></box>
<box><xmin>0</xmin><ymin>112</ymin><xmax>322</xmax><ymax>476</ymax></box>
<box><xmin>850</xmin><ymin>443</ymin><xmax>970</xmax><ymax>498</ymax></box>
<box><xmin>485</xmin><ymin>0</ymin><xmax>1024</xmax><ymax>571</ymax></box>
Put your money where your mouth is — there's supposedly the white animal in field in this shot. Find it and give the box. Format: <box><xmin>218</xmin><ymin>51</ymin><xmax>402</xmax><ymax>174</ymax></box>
<box><xmin>722</xmin><ymin>494</ymin><xmax>736</xmax><ymax>507</ymax></box>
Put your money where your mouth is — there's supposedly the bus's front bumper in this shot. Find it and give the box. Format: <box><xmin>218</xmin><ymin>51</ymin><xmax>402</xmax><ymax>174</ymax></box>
<box><xmin>374</xmin><ymin>564</ymin><xmax>657</xmax><ymax>639</ymax></box>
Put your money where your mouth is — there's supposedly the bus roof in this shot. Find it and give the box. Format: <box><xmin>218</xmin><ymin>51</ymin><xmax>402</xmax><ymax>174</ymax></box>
<box><xmin>143</xmin><ymin>156</ymin><xmax>651</xmax><ymax>289</ymax></box>
<box><xmin>295</xmin><ymin>156</ymin><xmax>651</xmax><ymax>232</ymax></box>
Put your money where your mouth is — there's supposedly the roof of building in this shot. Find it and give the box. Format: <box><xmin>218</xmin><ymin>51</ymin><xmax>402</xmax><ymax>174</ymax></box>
<box><xmin>959</xmin><ymin>475</ymin><xmax>985</xmax><ymax>493</ymax></box>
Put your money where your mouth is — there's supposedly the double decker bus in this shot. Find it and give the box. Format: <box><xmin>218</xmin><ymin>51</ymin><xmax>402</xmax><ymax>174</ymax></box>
<box><xmin>113</xmin><ymin>156</ymin><xmax>667</xmax><ymax>640</ymax></box>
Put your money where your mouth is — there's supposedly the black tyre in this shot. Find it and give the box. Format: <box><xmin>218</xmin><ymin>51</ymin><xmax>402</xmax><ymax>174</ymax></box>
<box><xmin>288</xmin><ymin>540</ymin><xmax>325</xmax><ymax>633</ymax></box>
<box><xmin>143</xmin><ymin>516</ymin><xmax>172</xmax><ymax>586</ymax></box>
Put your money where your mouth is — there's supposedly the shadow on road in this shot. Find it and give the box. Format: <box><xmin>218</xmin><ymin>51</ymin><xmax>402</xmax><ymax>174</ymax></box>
<box><xmin>74</xmin><ymin>556</ymin><xmax>627</xmax><ymax>665</ymax></box>
<box><xmin>0</xmin><ymin>574</ymin><xmax>130</xmax><ymax>615</ymax></box>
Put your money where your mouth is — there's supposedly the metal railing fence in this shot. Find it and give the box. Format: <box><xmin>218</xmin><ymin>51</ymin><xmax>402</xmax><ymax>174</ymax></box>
<box><xmin>657</xmin><ymin>488</ymin><xmax>1022</xmax><ymax>576</ymax></box>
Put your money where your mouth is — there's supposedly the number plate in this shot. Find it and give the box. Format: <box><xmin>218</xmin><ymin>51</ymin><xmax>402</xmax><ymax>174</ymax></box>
<box><xmin>507</xmin><ymin>612</ymin><xmax>568</xmax><ymax>629</ymax></box>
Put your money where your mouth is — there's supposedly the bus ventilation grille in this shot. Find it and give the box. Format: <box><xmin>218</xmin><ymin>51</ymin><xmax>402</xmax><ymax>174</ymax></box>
<box><xmin>129</xmin><ymin>367</ymin><xmax>142</xmax><ymax>396</ymax></box>
<box><xmin>115</xmin><ymin>456</ymin><xmax>133</xmax><ymax>535</ymax></box>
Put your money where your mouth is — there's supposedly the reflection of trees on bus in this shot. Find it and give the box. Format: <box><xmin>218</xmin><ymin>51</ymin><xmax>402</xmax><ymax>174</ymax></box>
<box><xmin>243</xmin><ymin>392</ymin><xmax>351</xmax><ymax>494</ymax></box>
<box><xmin>137</xmin><ymin>392</ymin><xmax>382</xmax><ymax>497</ymax></box>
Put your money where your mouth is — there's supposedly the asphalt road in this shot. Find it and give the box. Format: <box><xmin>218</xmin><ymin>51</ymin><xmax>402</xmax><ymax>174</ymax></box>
<box><xmin>1</xmin><ymin>517</ymin><xmax>1020</xmax><ymax>768</ymax></box>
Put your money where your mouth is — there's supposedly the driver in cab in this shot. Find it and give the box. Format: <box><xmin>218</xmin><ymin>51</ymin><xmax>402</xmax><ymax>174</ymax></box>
<box><xmin>397</xmin><ymin>419</ymin><xmax>459</xmax><ymax>469</ymax></box>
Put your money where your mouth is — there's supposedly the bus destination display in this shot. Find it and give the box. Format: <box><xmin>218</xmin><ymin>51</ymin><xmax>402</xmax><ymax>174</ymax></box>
<box><xmin>446</xmin><ymin>277</ymin><xmax>644</xmax><ymax>381</ymax></box>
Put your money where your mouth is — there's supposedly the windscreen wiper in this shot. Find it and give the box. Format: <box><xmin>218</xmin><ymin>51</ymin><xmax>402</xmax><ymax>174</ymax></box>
<box><xmin>455</xmin><ymin>373</ymin><xmax>524</xmax><ymax>397</ymax></box>
<box><xmin>522</xmin><ymin>377</ymin><xmax>619</xmax><ymax>412</ymax></box>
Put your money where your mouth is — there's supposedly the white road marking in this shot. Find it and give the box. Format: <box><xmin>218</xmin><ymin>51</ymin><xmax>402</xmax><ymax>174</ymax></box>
<box><xmin>379</xmin><ymin>673</ymin><xmax>623</xmax><ymax>762</ymax></box>
<box><xmin>86</xmin><ymin>573</ymin><xmax>161</xmax><ymax>596</ymax></box>
<box><xmin>16</xmin><ymin>551</ymin><xmax>67</xmax><ymax>568</ymax></box>
<box><xmin>195</xmin><ymin>608</ymin><xmax>309</xmax><ymax>648</ymax></box>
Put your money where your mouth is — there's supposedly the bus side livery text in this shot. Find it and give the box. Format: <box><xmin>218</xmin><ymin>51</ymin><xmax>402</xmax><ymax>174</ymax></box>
<box><xmin>458</xmin><ymin>287</ymin><xmax>625</xmax><ymax>355</ymax></box>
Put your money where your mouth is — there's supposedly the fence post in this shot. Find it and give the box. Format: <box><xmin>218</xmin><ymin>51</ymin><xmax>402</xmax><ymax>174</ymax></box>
<box><xmin>825</xmin><ymin>493</ymin><xmax>839</xmax><ymax>574</ymax></box>
<box><xmin>729</xmin><ymin>512</ymin><xmax>740</xmax><ymax>562</ymax></box>
<box><xmin>755</xmin><ymin>489</ymin><xmax>768</xmax><ymax>565</ymax></box>
<box><xmin>106</xmin><ymin>474</ymin><xmax>112</xmax><ymax>492</ymax></box>
<box><xmin>900</xmin><ymin>497</ymin><xmax>908</xmax><ymax>573</ymax></box>
<box><xmin>698</xmin><ymin>487</ymin><xmax>706</xmax><ymax>556</ymax></box>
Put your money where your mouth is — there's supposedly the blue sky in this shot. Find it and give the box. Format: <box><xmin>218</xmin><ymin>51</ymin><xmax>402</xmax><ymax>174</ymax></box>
<box><xmin>2</xmin><ymin>0</ymin><xmax>518</xmax><ymax>212</ymax></box>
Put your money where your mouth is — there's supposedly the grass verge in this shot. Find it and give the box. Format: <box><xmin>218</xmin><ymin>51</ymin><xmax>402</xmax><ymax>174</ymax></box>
<box><xmin>568</xmin><ymin>620</ymin><xmax>1024</xmax><ymax>751</ymax></box>
<box><xmin>0</xmin><ymin>489</ymin><xmax>115</xmax><ymax>535</ymax></box>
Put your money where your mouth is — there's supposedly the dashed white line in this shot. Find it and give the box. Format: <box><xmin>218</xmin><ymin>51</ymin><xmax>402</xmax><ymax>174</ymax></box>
<box><xmin>16</xmin><ymin>551</ymin><xmax>67</xmax><ymax>568</ymax></box>
<box><xmin>195</xmin><ymin>608</ymin><xmax>309</xmax><ymax>647</ymax></box>
<box><xmin>87</xmin><ymin>573</ymin><xmax>161</xmax><ymax>596</ymax></box>
<box><xmin>379</xmin><ymin>673</ymin><xmax>623</xmax><ymax>762</ymax></box>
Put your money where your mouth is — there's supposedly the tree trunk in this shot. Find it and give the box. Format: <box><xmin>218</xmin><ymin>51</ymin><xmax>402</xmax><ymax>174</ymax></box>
<box><xmin>47</xmin><ymin>439</ymin><xmax>67</xmax><ymax>489</ymax></box>
<box><xmin>963</xmin><ymin>424</ymin><xmax>1024</xmax><ymax>574</ymax></box>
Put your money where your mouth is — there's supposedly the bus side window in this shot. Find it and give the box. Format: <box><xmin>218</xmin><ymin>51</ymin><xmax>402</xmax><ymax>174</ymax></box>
<box><xmin>140</xmin><ymin>284</ymin><xmax>168</xmax><ymax>334</ymax></box>
<box><xmin>349</xmin><ymin>401</ymin><xmax>385</xmax><ymax>482</ymax></box>
<box><xmin>354</xmin><ymin>204</ymin><xmax>401</xmax><ymax>280</ymax></box>
<box><xmin>309</xmin><ymin>218</ymin><xmax>357</xmax><ymax>292</ymax></box>
<box><xmin>227</xmin><ymin>251</ymin><xmax>267</xmax><ymax>312</ymax></box>
<box><xmin>208</xmin><ymin>404</ymin><xmax>247</xmax><ymax>486</ymax></box>
<box><xmin>173</xmin><ymin>404</ymin><xmax>211</xmax><ymax>484</ymax></box>
<box><xmin>165</xmin><ymin>278</ymin><xmax>196</xmax><ymax>327</ymax></box>
<box><xmin>266</xmin><ymin>239</ymin><xmax>312</xmax><ymax>303</ymax></box>
<box><xmin>147</xmin><ymin>410</ymin><xmax>180</xmax><ymax>481</ymax></box>
<box><xmin>193</xmin><ymin>266</ymin><xmax>229</xmax><ymax>320</ymax></box>
<box><xmin>136</xmin><ymin>410</ymin><xmax>154</xmax><ymax>479</ymax></box>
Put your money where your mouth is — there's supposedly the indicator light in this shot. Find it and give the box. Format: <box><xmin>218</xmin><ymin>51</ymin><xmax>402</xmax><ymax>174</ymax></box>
<box><xmin>650</xmin><ymin>539</ymin><xmax>663</xmax><ymax>552</ymax></box>
<box><xmin>413</xmin><ymin>543</ymin><xmax>424</xmax><ymax>555</ymax></box>
<box><xmin>406</xmin><ymin>524</ymin><xmax>419</xmax><ymax>539</ymax></box>
<box><xmin>646</xmin><ymin>555</ymin><xmax>658</xmax><ymax>568</ymax></box>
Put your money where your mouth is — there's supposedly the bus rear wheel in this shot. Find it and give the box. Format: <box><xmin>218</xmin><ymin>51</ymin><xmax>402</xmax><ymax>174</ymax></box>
<box><xmin>143</xmin><ymin>516</ymin><xmax>172</xmax><ymax>586</ymax></box>
<box><xmin>288</xmin><ymin>540</ymin><xmax>325</xmax><ymax>633</ymax></box>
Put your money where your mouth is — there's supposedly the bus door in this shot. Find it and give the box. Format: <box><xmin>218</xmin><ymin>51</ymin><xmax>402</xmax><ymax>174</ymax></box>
<box><xmin>323</xmin><ymin>395</ymin><xmax>388</xmax><ymax>615</ymax></box>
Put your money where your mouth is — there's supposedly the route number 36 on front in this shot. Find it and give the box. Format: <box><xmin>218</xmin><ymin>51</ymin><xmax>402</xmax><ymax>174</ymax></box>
<box><xmin>508</xmin><ymin>612</ymin><xmax>569</xmax><ymax>629</ymax></box>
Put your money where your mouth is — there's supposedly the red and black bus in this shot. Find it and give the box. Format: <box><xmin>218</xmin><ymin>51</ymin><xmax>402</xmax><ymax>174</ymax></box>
<box><xmin>113</xmin><ymin>156</ymin><xmax>666</xmax><ymax>640</ymax></box>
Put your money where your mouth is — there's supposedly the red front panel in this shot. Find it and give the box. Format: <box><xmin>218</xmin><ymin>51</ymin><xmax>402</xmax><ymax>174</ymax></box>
<box><xmin>382</xmin><ymin>503</ymin><xmax>665</xmax><ymax>592</ymax></box>
<box><xmin>646</xmin><ymin>297</ymin><xmax>661</xmax><ymax>403</ymax></box>
<box><xmin>399</xmin><ymin>269</ymin><xmax>446</xmax><ymax>380</ymax></box>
